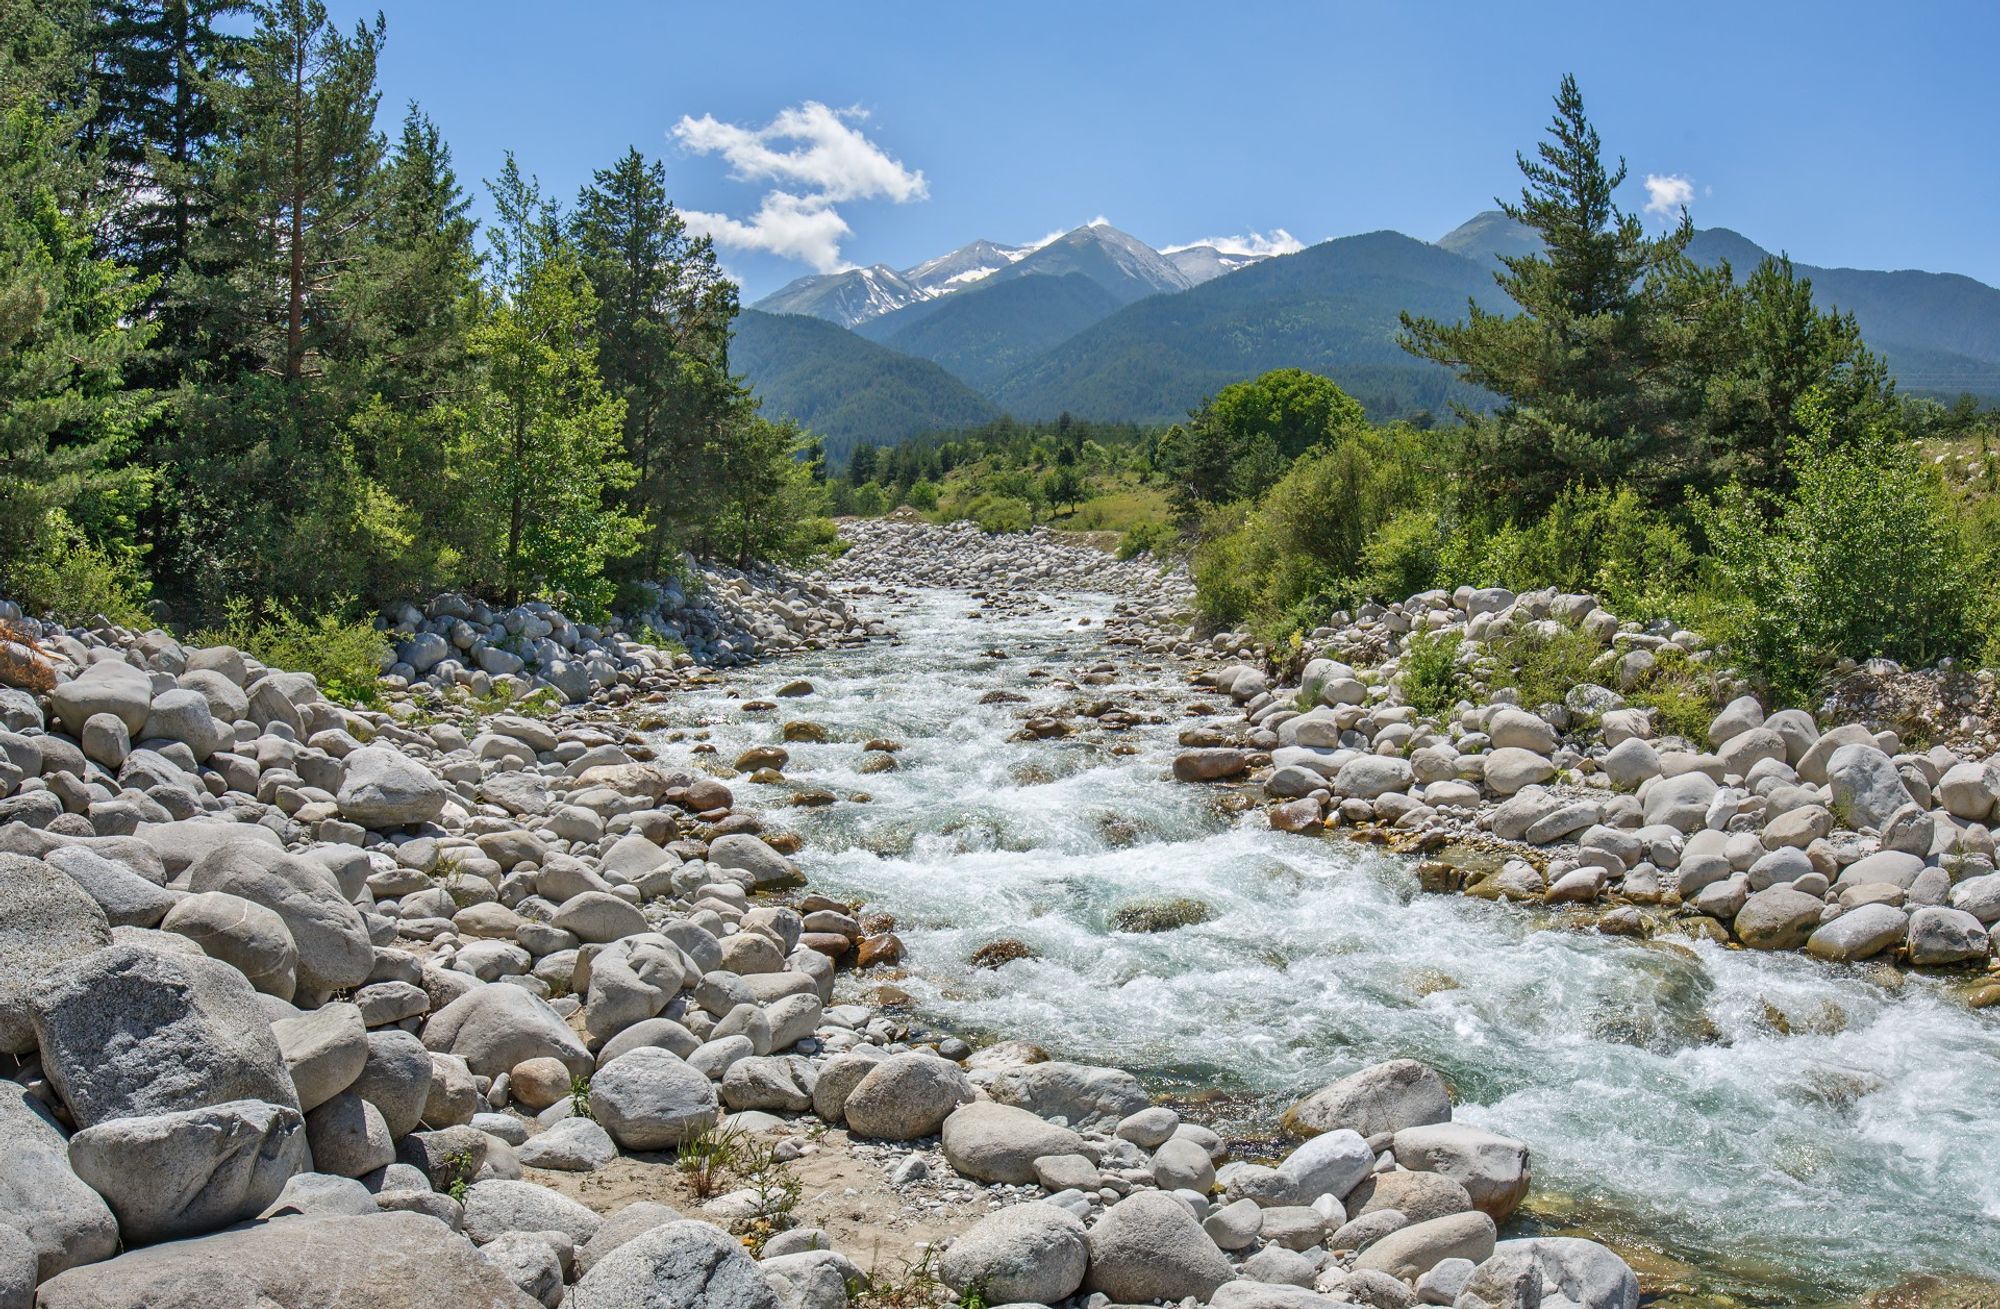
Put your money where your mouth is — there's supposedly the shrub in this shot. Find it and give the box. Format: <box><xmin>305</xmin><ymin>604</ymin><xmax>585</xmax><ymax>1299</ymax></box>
<box><xmin>1697</xmin><ymin>396</ymin><xmax>1979</xmax><ymax>700</ymax></box>
<box><xmin>957</xmin><ymin>493</ymin><xmax>1032</xmax><ymax>534</ymax></box>
<box><xmin>1116</xmin><ymin>520</ymin><xmax>1173</xmax><ymax>561</ymax></box>
<box><xmin>2</xmin><ymin>509</ymin><xmax>150</xmax><ymax>628</ymax></box>
<box><xmin>1358</xmin><ymin>507</ymin><xmax>1446</xmax><ymax>604</ymax></box>
<box><xmin>903</xmin><ymin>479</ymin><xmax>939</xmax><ymax>512</ymax></box>
<box><xmin>1400</xmin><ymin>629</ymin><xmax>1467</xmax><ymax>719</ymax></box>
<box><xmin>196</xmin><ymin>597</ymin><xmax>391</xmax><ymax>707</ymax></box>
<box><xmin>1487</xmin><ymin>624</ymin><xmax>1603</xmax><ymax>710</ymax></box>
<box><xmin>1626</xmin><ymin>646</ymin><xmax>1720</xmax><ymax>741</ymax></box>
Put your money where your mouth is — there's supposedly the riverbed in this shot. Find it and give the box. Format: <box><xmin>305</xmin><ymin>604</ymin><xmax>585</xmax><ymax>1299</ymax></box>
<box><xmin>651</xmin><ymin>587</ymin><xmax>2000</xmax><ymax>1305</ymax></box>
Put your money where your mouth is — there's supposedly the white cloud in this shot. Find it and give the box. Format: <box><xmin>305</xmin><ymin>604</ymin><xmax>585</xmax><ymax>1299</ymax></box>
<box><xmin>1161</xmin><ymin>228</ymin><xmax>1305</xmax><ymax>258</ymax></box>
<box><xmin>671</xmin><ymin>102</ymin><xmax>926</xmax><ymax>273</ymax></box>
<box><xmin>1643</xmin><ymin>174</ymin><xmax>1695</xmax><ymax>217</ymax></box>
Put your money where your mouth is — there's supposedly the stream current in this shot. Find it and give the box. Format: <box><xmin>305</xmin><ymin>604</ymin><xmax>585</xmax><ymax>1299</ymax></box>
<box><xmin>650</xmin><ymin>587</ymin><xmax>2000</xmax><ymax>1304</ymax></box>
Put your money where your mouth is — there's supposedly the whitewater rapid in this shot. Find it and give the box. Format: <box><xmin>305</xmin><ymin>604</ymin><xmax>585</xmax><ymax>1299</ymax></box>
<box><xmin>651</xmin><ymin>588</ymin><xmax>2000</xmax><ymax>1304</ymax></box>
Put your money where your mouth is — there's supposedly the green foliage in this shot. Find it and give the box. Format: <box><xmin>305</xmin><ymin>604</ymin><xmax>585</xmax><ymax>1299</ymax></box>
<box><xmin>903</xmin><ymin>478</ymin><xmax>939</xmax><ymax>511</ymax></box>
<box><xmin>1486</xmin><ymin>624</ymin><xmax>1604</xmax><ymax>711</ymax></box>
<box><xmin>2</xmin><ymin>509</ymin><xmax>151</xmax><ymax>627</ymax></box>
<box><xmin>1157</xmin><ymin>368</ymin><xmax>1368</xmax><ymax>508</ymax></box>
<box><xmin>1697</xmin><ymin>394</ymin><xmax>1979</xmax><ymax>700</ymax></box>
<box><xmin>954</xmin><ymin>493</ymin><xmax>1033</xmax><ymax>534</ymax></box>
<box><xmin>1116</xmin><ymin>520</ymin><xmax>1173</xmax><ymax>561</ymax></box>
<box><xmin>569</xmin><ymin>1075</ymin><xmax>594</xmax><ymax>1122</ymax></box>
<box><xmin>1624</xmin><ymin>646</ymin><xmax>1719</xmax><ymax>742</ymax></box>
<box><xmin>1399</xmin><ymin>629</ymin><xmax>1467</xmax><ymax>720</ymax></box>
<box><xmin>196</xmin><ymin>596</ymin><xmax>389</xmax><ymax>706</ymax></box>
<box><xmin>1427</xmin><ymin>486</ymin><xmax>1698</xmax><ymax>622</ymax></box>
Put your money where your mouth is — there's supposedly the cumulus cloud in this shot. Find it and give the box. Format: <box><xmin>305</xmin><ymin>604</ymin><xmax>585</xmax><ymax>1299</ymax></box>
<box><xmin>672</xmin><ymin>101</ymin><xmax>926</xmax><ymax>272</ymax></box>
<box><xmin>1643</xmin><ymin>174</ymin><xmax>1695</xmax><ymax>217</ymax></box>
<box><xmin>1161</xmin><ymin>228</ymin><xmax>1305</xmax><ymax>258</ymax></box>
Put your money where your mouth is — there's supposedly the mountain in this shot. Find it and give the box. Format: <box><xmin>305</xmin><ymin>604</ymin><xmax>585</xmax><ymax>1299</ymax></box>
<box><xmin>870</xmin><ymin>273</ymin><xmax>1125</xmax><ymax>392</ymax></box>
<box><xmin>1164</xmin><ymin>245</ymin><xmax>1267</xmax><ymax>285</ymax></box>
<box><xmin>991</xmin><ymin>231</ymin><xmax>1507</xmax><ymax>422</ymax></box>
<box><xmin>902</xmin><ymin>239</ymin><xmax>1030</xmax><ymax>296</ymax></box>
<box><xmin>752</xmin><ymin>265</ymin><xmax>931</xmax><ymax>329</ymax></box>
<box><xmin>978</xmin><ymin>223</ymin><xmax>1193</xmax><ymax>305</ymax></box>
<box><xmin>1442</xmin><ymin>210</ymin><xmax>2000</xmax><ymax>398</ymax></box>
<box><xmin>730</xmin><ymin>310</ymin><xmax>998</xmax><ymax>463</ymax></box>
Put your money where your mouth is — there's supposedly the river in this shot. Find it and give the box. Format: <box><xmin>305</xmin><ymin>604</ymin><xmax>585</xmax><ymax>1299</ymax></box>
<box><xmin>650</xmin><ymin>586</ymin><xmax>2000</xmax><ymax>1306</ymax></box>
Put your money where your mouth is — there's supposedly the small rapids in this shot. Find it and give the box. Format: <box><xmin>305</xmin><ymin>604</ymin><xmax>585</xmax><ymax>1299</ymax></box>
<box><xmin>651</xmin><ymin>589</ymin><xmax>2000</xmax><ymax>1304</ymax></box>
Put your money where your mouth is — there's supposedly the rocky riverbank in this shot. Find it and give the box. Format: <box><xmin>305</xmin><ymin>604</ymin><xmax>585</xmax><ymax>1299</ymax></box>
<box><xmin>6</xmin><ymin>522</ymin><xmax>1980</xmax><ymax>1309</ymax></box>
<box><xmin>1174</xmin><ymin>587</ymin><xmax>2000</xmax><ymax>996</ymax></box>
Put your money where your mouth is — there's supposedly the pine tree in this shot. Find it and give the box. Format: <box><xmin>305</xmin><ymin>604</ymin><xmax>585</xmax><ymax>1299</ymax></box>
<box><xmin>1400</xmin><ymin>75</ymin><xmax>1698</xmax><ymax>509</ymax></box>
<box><xmin>85</xmin><ymin>0</ymin><xmax>247</xmax><ymax>314</ymax></box>
<box><xmin>0</xmin><ymin>0</ymin><xmax>158</xmax><ymax>581</ymax></box>
<box><xmin>570</xmin><ymin>147</ymin><xmax>738</xmax><ymax>574</ymax></box>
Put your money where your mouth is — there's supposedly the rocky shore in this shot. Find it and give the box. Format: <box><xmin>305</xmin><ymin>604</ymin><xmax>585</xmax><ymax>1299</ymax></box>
<box><xmin>1174</xmin><ymin>588</ymin><xmax>2000</xmax><ymax>995</ymax></box>
<box><xmin>0</xmin><ymin>527</ymin><xmax>1867</xmax><ymax>1309</ymax></box>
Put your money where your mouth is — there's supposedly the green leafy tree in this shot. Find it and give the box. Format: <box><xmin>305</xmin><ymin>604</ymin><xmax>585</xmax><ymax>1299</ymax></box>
<box><xmin>1400</xmin><ymin>75</ymin><xmax>1700</xmax><ymax>509</ymax></box>
<box><xmin>707</xmin><ymin>411</ymin><xmax>833</xmax><ymax>567</ymax></box>
<box><xmin>1042</xmin><ymin>464</ymin><xmax>1084</xmax><ymax>515</ymax></box>
<box><xmin>458</xmin><ymin>161</ymin><xmax>634</xmax><ymax>612</ymax></box>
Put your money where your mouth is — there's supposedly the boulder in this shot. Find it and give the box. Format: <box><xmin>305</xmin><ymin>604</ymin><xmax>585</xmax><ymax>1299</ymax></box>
<box><xmin>31</xmin><ymin>943</ymin><xmax>298</xmax><ymax>1127</ymax></box>
<box><xmin>336</xmin><ymin>747</ymin><xmax>447</xmax><ymax>829</ymax></box>
<box><xmin>460</xmin><ymin>1179</ymin><xmax>602</xmax><ymax>1247</ymax></box>
<box><xmin>1336</xmin><ymin>756</ymin><xmax>1414</xmax><ymax>800</ymax></box>
<box><xmin>66</xmin><ymin>1099</ymin><xmax>308</xmax><ymax>1245</ymax></box>
<box><xmin>567</xmin><ymin>1219</ymin><xmax>779</xmax><ymax>1309</ymax></box>
<box><xmin>1732</xmin><ymin>887</ymin><xmax>1825</xmax><ymax>951</ymax></box>
<box><xmin>351</xmin><ymin>1029</ymin><xmax>434</xmax><ymax>1139</ymax></box>
<box><xmin>706</xmin><ymin>834</ymin><xmax>804</xmax><ymax>890</ymax></box>
<box><xmin>1084</xmin><ymin>1191</ymin><xmax>1234</xmax><ymax>1303</ymax></box>
<box><xmin>304</xmin><ymin>1091</ymin><xmax>395</xmax><ymax>1179</ymax></box>
<box><xmin>1805</xmin><ymin>905</ymin><xmax>1909</xmax><ymax>962</ymax></box>
<box><xmin>1282</xmin><ymin>1059</ymin><xmax>1451</xmax><ymax>1139</ymax></box>
<box><xmin>588</xmin><ymin>1048</ymin><xmax>717</xmax><ymax>1151</ymax></box>
<box><xmin>842</xmin><ymin>1052</ymin><xmax>973</xmax><ymax>1140</ymax></box>
<box><xmin>33</xmin><ymin>1210</ymin><xmax>539</xmax><ymax>1309</ymax></box>
<box><xmin>1175</xmin><ymin>749</ymin><xmax>1249</xmax><ymax>782</ymax></box>
<box><xmin>422</xmin><ymin>983</ymin><xmax>591</xmax><ymax>1079</ymax></box>
<box><xmin>1482</xmin><ymin>749</ymin><xmax>1556</xmax><ymax>796</ymax></box>
<box><xmin>1352</xmin><ymin>1211</ymin><xmax>1496</xmax><ymax>1281</ymax></box>
<box><xmin>0</xmin><ymin>853</ymin><xmax>112</xmax><ymax>1053</ymax></box>
<box><xmin>1275</xmin><ymin>1128</ymin><xmax>1374</xmax><ymax>1202</ymax></box>
<box><xmin>186</xmin><ymin>842</ymin><xmax>373</xmax><ymax>994</ymax></box>
<box><xmin>938</xmin><ymin>1202</ymin><xmax>1088</xmax><ymax>1305</ymax></box>
<box><xmin>1478</xmin><ymin>1237</ymin><xmax>1639</xmax><ymax>1309</ymax></box>
<box><xmin>1390</xmin><ymin>1123</ymin><xmax>1530</xmax><ymax>1221</ymax></box>
<box><xmin>1907</xmin><ymin>906</ymin><xmax>1993</xmax><ymax>966</ymax></box>
<box><xmin>516</xmin><ymin>1117</ymin><xmax>617</xmax><ymax>1171</ymax></box>
<box><xmin>0</xmin><ymin>1083</ymin><xmax>120</xmax><ymax>1282</ymax></box>
<box><xmin>52</xmin><ymin>662</ymin><xmax>152</xmax><ymax>738</ymax></box>
<box><xmin>272</xmin><ymin>1003</ymin><xmax>370</xmax><ymax>1111</ymax></box>
<box><xmin>940</xmin><ymin>1102</ymin><xmax>1085</xmax><ymax>1184</ymax></box>
<box><xmin>1824</xmin><ymin>744</ymin><xmax>1913</xmax><ymax>831</ymax></box>
<box><xmin>983</xmin><ymin>1060</ymin><xmax>1149</xmax><ymax>1131</ymax></box>
<box><xmin>40</xmin><ymin>845</ymin><xmax>175</xmax><ymax>929</ymax></box>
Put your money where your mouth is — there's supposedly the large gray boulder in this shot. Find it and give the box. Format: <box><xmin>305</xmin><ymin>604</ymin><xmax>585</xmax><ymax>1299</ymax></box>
<box><xmin>187</xmin><ymin>842</ymin><xmax>373</xmax><ymax>994</ymax></box>
<box><xmin>52</xmin><ymin>661</ymin><xmax>152</xmax><ymax>737</ymax></box>
<box><xmin>0</xmin><ymin>1083</ymin><xmax>120</xmax><ymax>1282</ymax></box>
<box><xmin>1391</xmin><ymin>1123</ymin><xmax>1531</xmax><ymax>1221</ymax></box>
<box><xmin>1084</xmin><ymin>1191</ymin><xmax>1234</xmax><ymax>1303</ymax></box>
<box><xmin>40</xmin><ymin>845</ymin><xmax>175</xmax><ymax>929</ymax></box>
<box><xmin>1282</xmin><ymin>1058</ymin><xmax>1451</xmax><ymax>1139</ymax></box>
<box><xmin>983</xmin><ymin>1060</ymin><xmax>1148</xmax><ymax>1131</ymax></box>
<box><xmin>0</xmin><ymin>1225</ymin><xmax>30</xmax><ymax>1309</ymax></box>
<box><xmin>350</xmin><ymin>1030</ymin><xmax>435</xmax><ymax>1139</ymax></box>
<box><xmin>1732</xmin><ymin>887</ymin><xmax>1825</xmax><ymax>951</ymax></box>
<box><xmin>1274</xmin><ymin>1128</ymin><xmax>1374</xmax><ymax>1202</ymax></box>
<box><xmin>938</xmin><ymin>1202</ymin><xmax>1088</xmax><ymax>1305</ymax></box>
<box><xmin>568</xmin><ymin>1219</ymin><xmax>780</xmax><ymax>1309</ymax></box>
<box><xmin>0</xmin><ymin>853</ymin><xmax>112</xmax><ymax>1053</ymax></box>
<box><xmin>33</xmin><ymin>1210</ymin><xmax>540</xmax><ymax>1309</ymax></box>
<box><xmin>336</xmin><ymin>747</ymin><xmax>447</xmax><ymax>829</ymax></box>
<box><xmin>842</xmin><ymin>1052</ymin><xmax>973</xmax><ymax>1140</ymax></box>
<box><xmin>273</xmin><ymin>1003</ymin><xmax>370</xmax><ymax>1112</ymax></box>
<box><xmin>588</xmin><ymin>1048</ymin><xmax>717</xmax><ymax>1151</ymax></box>
<box><xmin>1351</xmin><ymin>1211</ymin><xmax>1496</xmax><ymax>1281</ymax></box>
<box><xmin>422</xmin><ymin>982</ymin><xmax>591</xmax><ymax>1079</ymax></box>
<box><xmin>1805</xmin><ymin>905</ymin><xmax>1909</xmax><ymax>962</ymax></box>
<box><xmin>66</xmin><ymin>1099</ymin><xmax>308</xmax><ymax>1245</ymax></box>
<box><xmin>140</xmin><ymin>689</ymin><xmax>228</xmax><ymax>762</ymax></box>
<box><xmin>164</xmin><ymin>891</ymin><xmax>300</xmax><ymax>999</ymax></box>
<box><xmin>705</xmin><ymin>834</ymin><xmax>804</xmax><ymax>891</ymax></box>
<box><xmin>460</xmin><ymin>1179</ymin><xmax>603</xmax><ymax>1247</ymax></box>
<box><xmin>1476</xmin><ymin>1237</ymin><xmax>1640</xmax><ymax>1309</ymax></box>
<box><xmin>1907</xmin><ymin>906</ymin><xmax>1993</xmax><ymax>966</ymax></box>
<box><xmin>940</xmin><ymin>1102</ymin><xmax>1085</xmax><ymax>1184</ymax></box>
<box><xmin>31</xmin><ymin>943</ymin><xmax>298</xmax><ymax>1127</ymax></box>
<box><xmin>303</xmin><ymin>1091</ymin><xmax>395</xmax><ymax>1179</ymax></box>
<box><xmin>1824</xmin><ymin>744</ymin><xmax>1914</xmax><ymax>831</ymax></box>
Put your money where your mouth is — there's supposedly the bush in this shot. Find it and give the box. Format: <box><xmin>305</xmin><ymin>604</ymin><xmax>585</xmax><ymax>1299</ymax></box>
<box><xmin>955</xmin><ymin>494</ymin><xmax>1032</xmax><ymax>534</ymax></box>
<box><xmin>1626</xmin><ymin>646</ymin><xmax>1720</xmax><ymax>741</ymax></box>
<box><xmin>1400</xmin><ymin>629</ymin><xmax>1467</xmax><ymax>719</ymax></box>
<box><xmin>196</xmin><ymin>598</ymin><xmax>391</xmax><ymax>707</ymax></box>
<box><xmin>1116</xmin><ymin>520</ymin><xmax>1174</xmax><ymax>561</ymax></box>
<box><xmin>1486</xmin><ymin>624</ymin><xmax>1604</xmax><ymax>710</ymax></box>
<box><xmin>1</xmin><ymin>509</ymin><xmax>151</xmax><ymax>628</ymax></box>
<box><xmin>1430</xmin><ymin>486</ymin><xmax>1697</xmax><ymax>623</ymax></box>
<box><xmin>903</xmin><ymin>479</ymin><xmax>939</xmax><ymax>512</ymax></box>
<box><xmin>1697</xmin><ymin>398</ymin><xmax>1979</xmax><ymax>700</ymax></box>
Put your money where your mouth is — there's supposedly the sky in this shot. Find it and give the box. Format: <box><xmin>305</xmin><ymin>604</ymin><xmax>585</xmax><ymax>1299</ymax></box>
<box><xmin>325</xmin><ymin>0</ymin><xmax>2000</xmax><ymax>302</ymax></box>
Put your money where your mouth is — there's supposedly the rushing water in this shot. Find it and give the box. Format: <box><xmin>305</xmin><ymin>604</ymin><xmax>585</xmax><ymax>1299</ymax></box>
<box><xmin>651</xmin><ymin>588</ymin><xmax>2000</xmax><ymax>1304</ymax></box>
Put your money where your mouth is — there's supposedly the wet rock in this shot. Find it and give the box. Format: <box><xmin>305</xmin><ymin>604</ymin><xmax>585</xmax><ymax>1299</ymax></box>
<box><xmin>1283</xmin><ymin>1059</ymin><xmax>1452</xmax><ymax>1139</ymax></box>
<box><xmin>1390</xmin><ymin>1124</ymin><xmax>1530</xmax><ymax>1221</ymax></box>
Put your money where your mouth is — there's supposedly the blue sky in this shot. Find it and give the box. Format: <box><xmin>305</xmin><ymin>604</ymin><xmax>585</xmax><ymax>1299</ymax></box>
<box><xmin>329</xmin><ymin>0</ymin><xmax>2000</xmax><ymax>301</ymax></box>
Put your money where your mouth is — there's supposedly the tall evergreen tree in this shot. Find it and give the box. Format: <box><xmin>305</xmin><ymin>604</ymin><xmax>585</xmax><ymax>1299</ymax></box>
<box><xmin>1399</xmin><ymin>75</ymin><xmax>1699</xmax><ymax>508</ymax></box>
<box><xmin>84</xmin><ymin>0</ymin><xmax>246</xmax><ymax>313</ymax></box>
<box><xmin>570</xmin><ymin>146</ymin><xmax>737</xmax><ymax>574</ymax></box>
